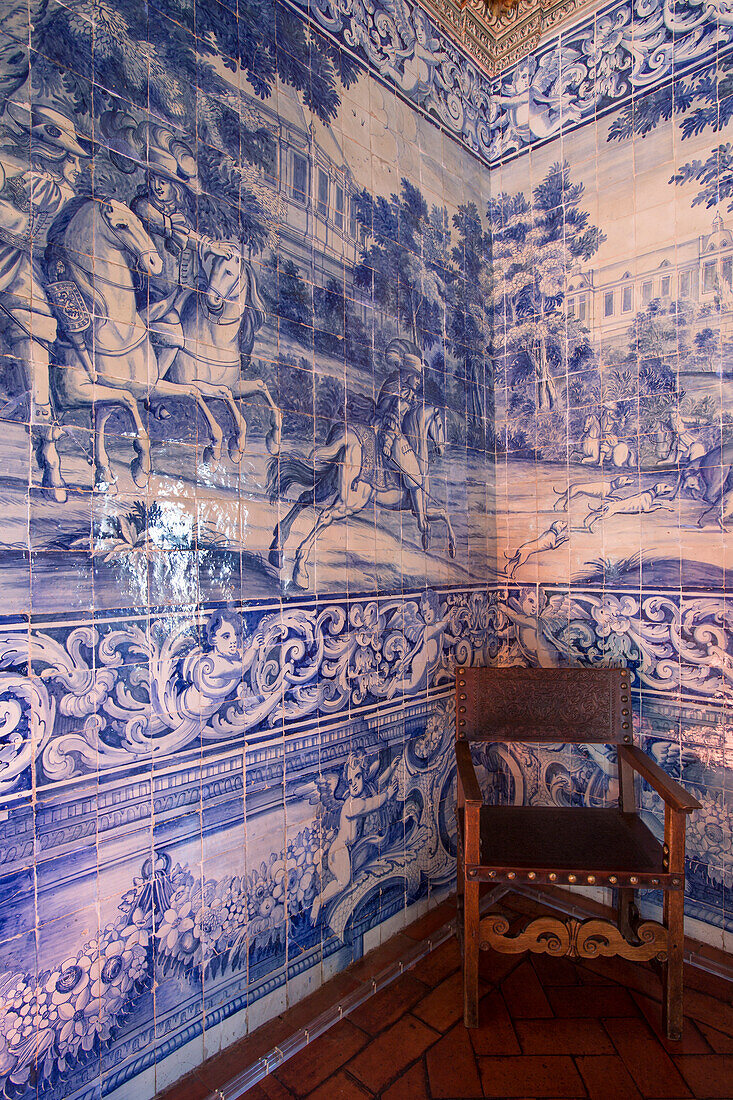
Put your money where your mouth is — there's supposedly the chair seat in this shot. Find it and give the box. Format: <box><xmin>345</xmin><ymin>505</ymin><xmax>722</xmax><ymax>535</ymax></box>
<box><xmin>475</xmin><ymin>805</ymin><xmax>664</xmax><ymax>877</ymax></box>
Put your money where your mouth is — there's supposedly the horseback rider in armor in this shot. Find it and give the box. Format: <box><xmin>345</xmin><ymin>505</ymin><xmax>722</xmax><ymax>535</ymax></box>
<box><xmin>130</xmin><ymin>124</ymin><xmax>231</xmax><ymax>373</ymax></box>
<box><xmin>374</xmin><ymin>338</ymin><xmax>429</xmax><ymax>541</ymax></box>
<box><xmin>0</xmin><ymin>102</ymin><xmax>93</xmax><ymax>502</ymax></box>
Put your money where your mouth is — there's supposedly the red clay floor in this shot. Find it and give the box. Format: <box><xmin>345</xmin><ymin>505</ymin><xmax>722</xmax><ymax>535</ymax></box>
<box><xmin>160</xmin><ymin>902</ymin><xmax>733</xmax><ymax>1100</ymax></box>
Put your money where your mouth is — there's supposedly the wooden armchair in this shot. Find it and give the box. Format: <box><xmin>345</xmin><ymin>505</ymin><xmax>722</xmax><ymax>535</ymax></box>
<box><xmin>455</xmin><ymin>666</ymin><xmax>700</xmax><ymax>1040</ymax></box>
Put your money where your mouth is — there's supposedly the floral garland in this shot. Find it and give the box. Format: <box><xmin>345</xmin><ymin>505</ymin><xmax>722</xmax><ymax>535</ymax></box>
<box><xmin>0</xmin><ymin>824</ymin><xmax>333</xmax><ymax>1097</ymax></box>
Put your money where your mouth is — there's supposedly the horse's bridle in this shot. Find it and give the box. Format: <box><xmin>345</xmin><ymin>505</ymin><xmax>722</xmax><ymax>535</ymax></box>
<box><xmin>203</xmin><ymin>256</ymin><xmax>243</xmax><ymax>323</ymax></box>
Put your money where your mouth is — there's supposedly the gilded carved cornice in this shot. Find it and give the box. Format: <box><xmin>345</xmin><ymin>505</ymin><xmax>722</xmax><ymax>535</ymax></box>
<box><xmin>420</xmin><ymin>0</ymin><xmax>583</xmax><ymax>74</ymax></box>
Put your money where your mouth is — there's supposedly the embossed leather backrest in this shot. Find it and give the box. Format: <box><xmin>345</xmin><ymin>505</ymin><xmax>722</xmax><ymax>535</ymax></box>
<box><xmin>455</xmin><ymin>666</ymin><xmax>630</xmax><ymax>744</ymax></box>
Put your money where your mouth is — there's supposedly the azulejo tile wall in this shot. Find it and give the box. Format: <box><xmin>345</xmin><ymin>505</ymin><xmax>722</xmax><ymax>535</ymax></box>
<box><xmin>0</xmin><ymin>0</ymin><xmax>731</xmax><ymax>1097</ymax></box>
<box><xmin>0</xmin><ymin>0</ymin><xmax>493</xmax><ymax>1097</ymax></box>
<box><xmin>490</xmin><ymin>0</ymin><xmax>733</xmax><ymax>940</ymax></box>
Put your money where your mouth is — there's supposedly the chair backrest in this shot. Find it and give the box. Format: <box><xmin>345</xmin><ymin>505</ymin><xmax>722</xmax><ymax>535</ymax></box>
<box><xmin>455</xmin><ymin>666</ymin><xmax>631</xmax><ymax>744</ymax></box>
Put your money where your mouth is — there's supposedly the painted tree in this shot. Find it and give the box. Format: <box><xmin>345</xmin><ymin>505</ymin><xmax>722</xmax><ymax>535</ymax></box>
<box><xmin>7</xmin><ymin>0</ymin><xmax>359</xmax><ymax>246</ymax></box>
<box><xmin>625</xmin><ymin>298</ymin><xmax>694</xmax><ymax>393</ymax></box>
<box><xmin>448</xmin><ymin>202</ymin><xmax>490</xmax><ymax>421</ymax></box>
<box><xmin>609</xmin><ymin>62</ymin><xmax>733</xmax><ymax>211</ymax></box>
<box><xmin>353</xmin><ymin>179</ymin><xmax>448</xmax><ymax>348</ymax></box>
<box><xmin>487</xmin><ymin>163</ymin><xmax>605</xmax><ymax>411</ymax></box>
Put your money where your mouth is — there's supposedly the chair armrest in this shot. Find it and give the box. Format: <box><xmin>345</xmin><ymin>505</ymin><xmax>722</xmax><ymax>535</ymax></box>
<box><xmin>618</xmin><ymin>745</ymin><xmax>701</xmax><ymax>814</ymax></box>
<box><xmin>455</xmin><ymin>740</ymin><xmax>483</xmax><ymax>804</ymax></box>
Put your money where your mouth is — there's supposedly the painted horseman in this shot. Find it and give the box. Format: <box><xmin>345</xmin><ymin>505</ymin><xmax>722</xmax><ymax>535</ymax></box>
<box><xmin>0</xmin><ymin>102</ymin><xmax>92</xmax><ymax>501</ymax></box>
<box><xmin>373</xmin><ymin>339</ymin><xmax>429</xmax><ymax>541</ymax></box>
<box><xmin>130</xmin><ymin>125</ymin><xmax>232</xmax><ymax>374</ymax></box>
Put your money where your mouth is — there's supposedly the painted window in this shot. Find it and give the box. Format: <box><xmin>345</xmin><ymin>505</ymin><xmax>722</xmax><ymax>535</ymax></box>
<box><xmin>604</xmin><ymin>290</ymin><xmax>614</xmax><ymax>317</ymax></box>
<box><xmin>661</xmin><ymin>275</ymin><xmax>671</xmax><ymax>297</ymax></box>
<box><xmin>642</xmin><ymin>280</ymin><xmax>653</xmax><ymax>305</ymax></box>
<box><xmin>577</xmin><ymin>297</ymin><xmax>587</xmax><ymax>322</ymax></box>
<box><xmin>723</xmin><ymin>256</ymin><xmax>732</xmax><ymax>287</ymax></box>
<box><xmin>335</xmin><ymin>184</ymin><xmax>344</xmax><ymax>230</ymax></box>
<box><xmin>318</xmin><ymin>169</ymin><xmax>329</xmax><ymax>217</ymax></box>
<box><xmin>350</xmin><ymin>196</ymin><xmax>358</xmax><ymax>238</ymax></box>
<box><xmin>703</xmin><ymin>261</ymin><xmax>716</xmax><ymax>292</ymax></box>
<box><xmin>292</xmin><ymin>153</ymin><xmax>308</xmax><ymax>204</ymax></box>
<box><xmin>622</xmin><ymin>285</ymin><xmax>633</xmax><ymax>312</ymax></box>
<box><xmin>680</xmin><ymin>270</ymin><xmax>691</xmax><ymax>298</ymax></box>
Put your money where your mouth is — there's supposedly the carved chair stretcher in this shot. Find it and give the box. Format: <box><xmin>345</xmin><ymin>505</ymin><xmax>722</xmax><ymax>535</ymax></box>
<box><xmin>455</xmin><ymin>666</ymin><xmax>700</xmax><ymax>1040</ymax></box>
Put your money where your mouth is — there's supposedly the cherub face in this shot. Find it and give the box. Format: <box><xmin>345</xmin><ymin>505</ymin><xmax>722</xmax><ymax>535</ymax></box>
<box><xmin>421</xmin><ymin>598</ymin><xmax>436</xmax><ymax>624</ymax></box>
<box><xmin>348</xmin><ymin>765</ymin><xmax>365</xmax><ymax>797</ymax></box>
<box><xmin>213</xmin><ymin>621</ymin><xmax>239</xmax><ymax>658</ymax></box>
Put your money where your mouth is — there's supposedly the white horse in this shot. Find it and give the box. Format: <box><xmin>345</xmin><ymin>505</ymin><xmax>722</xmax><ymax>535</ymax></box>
<box><xmin>267</xmin><ymin>405</ymin><xmax>455</xmax><ymax>588</ymax></box>
<box><xmin>153</xmin><ymin>246</ymin><xmax>281</xmax><ymax>462</ymax></box>
<box><xmin>579</xmin><ymin>414</ymin><xmax>636</xmax><ymax>468</ymax></box>
<box><xmin>51</xmin><ymin>199</ymin><xmax>246</xmax><ymax>489</ymax></box>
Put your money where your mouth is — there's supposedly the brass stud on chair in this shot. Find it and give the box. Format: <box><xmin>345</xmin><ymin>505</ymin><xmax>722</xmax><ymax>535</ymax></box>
<box><xmin>528</xmin><ymin>871</ymin><xmax>536</xmax><ymax>880</ymax></box>
<box><xmin>609</xmin><ymin>876</ymin><xmax>617</xmax><ymax>884</ymax></box>
<box><xmin>568</xmin><ymin>874</ymin><xmax>576</xmax><ymax>883</ymax></box>
<box><xmin>507</xmin><ymin>871</ymin><xmax>516</xmax><ymax>880</ymax></box>
<box><xmin>630</xmin><ymin>876</ymin><xmax>638</xmax><ymax>884</ymax></box>
<box><xmin>587</xmin><ymin>875</ymin><xmax>596</xmax><ymax>884</ymax></box>
<box><xmin>549</xmin><ymin>873</ymin><xmax>557</xmax><ymax>881</ymax></box>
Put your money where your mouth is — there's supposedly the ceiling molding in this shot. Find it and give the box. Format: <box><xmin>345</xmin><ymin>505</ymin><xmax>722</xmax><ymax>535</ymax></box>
<box><xmin>421</xmin><ymin>0</ymin><xmax>585</xmax><ymax>74</ymax></box>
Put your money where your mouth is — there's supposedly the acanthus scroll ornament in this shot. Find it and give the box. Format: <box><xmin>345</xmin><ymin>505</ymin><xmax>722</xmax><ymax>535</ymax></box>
<box><xmin>480</xmin><ymin>912</ymin><xmax>669</xmax><ymax>960</ymax></box>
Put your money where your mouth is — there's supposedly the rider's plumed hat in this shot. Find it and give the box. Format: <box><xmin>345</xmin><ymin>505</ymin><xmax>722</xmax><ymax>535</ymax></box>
<box><xmin>6</xmin><ymin>101</ymin><xmax>93</xmax><ymax>159</ymax></box>
<box><xmin>142</xmin><ymin>123</ymin><xmax>201</xmax><ymax>195</ymax></box>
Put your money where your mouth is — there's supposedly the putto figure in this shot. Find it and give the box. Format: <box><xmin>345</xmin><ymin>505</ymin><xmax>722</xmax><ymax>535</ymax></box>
<box><xmin>0</xmin><ymin>102</ymin><xmax>92</xmax><ymax>500</ymax></box>
<box><xmin>307</xmin><ymin>749</ymin><xmax>400</xmax><ymax>926</ymax></box>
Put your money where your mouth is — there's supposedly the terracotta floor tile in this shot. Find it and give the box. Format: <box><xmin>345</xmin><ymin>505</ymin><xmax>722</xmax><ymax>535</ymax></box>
<box><xmin>161</xmin><ymin>1070</ymin><xmax>213</xmax><ymax>1100</ymax></box>
<box><xmin>381</xmin><ymin>1060</ymin><xmax>429</xmax><ymax>1100</ymax></box>
<box><xmin>530</xmin><ymin>953</ymin><xmax>580</xmax><ymax>987</ymax></box>
<box><xmin>501</xmin><ymin>960</ymin><xmax>554</xmax><ymax>1019</ymax></box>
<box><xmin>684</xmin><ymin>988</ymin><xmax>733</xmax><ymax>1038</ymax></box>
<box><xmin>469</xmin><ymin>989</ymin><xmax>522</xmax><ymax>1055</ymax></box>
<box><xmin>347</xmin><ymin>972</ymin><xmax>428</xmax><ymax>1035</ymax></box>
<box><xmin>631</xmin><ymin>993</ymin><xmax>712</xmax><ymax>1054</ymax></box>
<box><xmin>403</xmin><ymin>900</ymin><xmax>456</xmax><ymax>941</ymax></box>
<box><xmin>603</xmin><ymin>1016</ymin><xmax>693</xmax><ymax>1098</ymax></box>
<box><xmin>673</xmin><ymin>1055</ymin><xmax>733</xmax><ymax>1098</ymax></box>
<box><xmin>478</xmin><ymin>1055</ymin><xmax>586</xmax><ymax>1097</ymax></box>
<box><xmin>425</xmin><ymin>1023</ymin><xmax>483</xmax><ymax>1098</ymax></box>
<box><xmin>274</xmin><ymin>1020</ymin><xmax>367</xmax><ymax>1096</ymax></box>
<box><xmin>305</xmin><ymin>1070</ymin><xmax>372</xmax><ymax>1099</ymax></box>
<box><xmin>416</xmin><ymin>937</ymin><xmax>461</xmax><ymax>987</ymax></box>
<box><xmin>412</xmin><ymin>970</ymin><xmax>466</xmax><ymax>1032</ymax></box>
<box><xmin>347</xmin><ymin>935</ymin><xmax>414</xmax><ymax>983</ymax></box>
<box><xmin>479</xmin><ymin>947</ymin><xmax>523</xmax><ymax>986</ymax></box>
<box><xmin>685</xmin><ymin>965</ymin><xmax>733</xmax><ymax>1005</ymax></box>
<box><xmin>240</xmin><ymin>1077</ymin><xmax>293</xmax><ymax>1100</ymax></box>
<box><xmin>515</xmin><ymin>1017</ymin><xmax>615</xmax><ymax>1055</ymax></box>
<box><xmin>575</xmin><ymin>1054</ymin><xmax>643</xmax><ymax>1100</ymax></box>
<box><xmin>697</xmin><ymin>1022</ymin><xmax>733</xmax><ymax>1054</ymax></box>
<box><xmin>547</xmin><ymin>984</ymin><xmax>639</xmax><ymax>1018</ymax></box>
<box><xmin>346</xmin><ymin>1013</ymin><xmax>439</xmax><ymax>1094</ymax></box>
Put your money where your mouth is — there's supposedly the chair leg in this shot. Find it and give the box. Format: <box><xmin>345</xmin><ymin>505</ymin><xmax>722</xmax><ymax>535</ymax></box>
<box><xmin>617</xmin><ymin>887</ymin><xmax>638</xmax><ymax>942</ymax></box>
<box><xmin>456</xmin><ymin>833</ymin><xmax>465</xmax><ymax>945</ymax></box>
<box><xmin>662</xmin><ymin>888</ymin><xmax>685</xmax><ymax>1041</ymax></box>
<box><xmin>463</xmin><ymin>879</ymin><xmax>480</xmax><ymax>1028</ymax></box>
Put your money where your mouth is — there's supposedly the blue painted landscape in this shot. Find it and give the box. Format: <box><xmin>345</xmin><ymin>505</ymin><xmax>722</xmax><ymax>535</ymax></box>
<box><xmin>0</xmin><ymin>0</ymin><xmax>730</xmax><ymax>1097</ymax></box>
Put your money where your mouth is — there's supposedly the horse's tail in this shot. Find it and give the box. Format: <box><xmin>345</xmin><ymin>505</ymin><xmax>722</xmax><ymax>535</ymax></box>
<box><xmin>266</xmin><ymin>448</ymin><xmax>345</xmax><ymax>504</ymax></box>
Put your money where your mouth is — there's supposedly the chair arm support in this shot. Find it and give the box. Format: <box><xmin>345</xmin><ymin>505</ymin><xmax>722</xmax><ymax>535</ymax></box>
<box><xmin>455</xmin><ymin>740</ymin><xmax>483</xmax><ymax>804</ymax></box>
<box><xmin>618</xmin><ymin>745</ymin><xmax>701</xmax><ymax>813</ymax></box>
